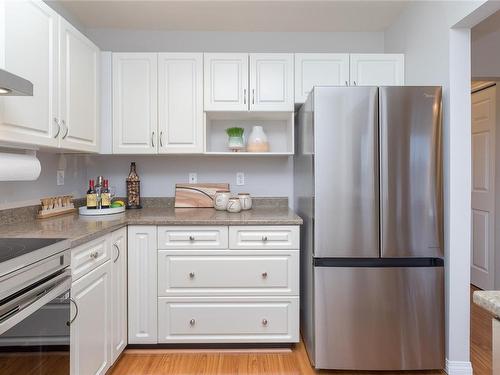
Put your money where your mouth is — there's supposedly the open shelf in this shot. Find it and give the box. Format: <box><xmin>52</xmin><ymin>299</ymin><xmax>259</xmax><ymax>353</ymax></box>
<box><xmin>204</xmin><ymin>112</ymin><xmax>294</xmax><ymax>155</ymax></box>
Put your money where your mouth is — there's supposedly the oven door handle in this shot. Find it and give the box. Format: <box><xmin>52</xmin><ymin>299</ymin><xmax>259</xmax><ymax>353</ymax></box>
<box><xmin>0</xmin><ymin>273</ymin><xmax>71</xmax><ymax>335</ymax></box>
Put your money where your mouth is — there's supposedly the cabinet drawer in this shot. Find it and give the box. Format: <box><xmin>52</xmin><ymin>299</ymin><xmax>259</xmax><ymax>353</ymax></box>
<box><xmin>71</xmin><ymin>235</ymin><xmax>111</xmax><ymax>281</ymax></box>
<box><xmin>157</xmin><ymin>297</ymin><xmax>299</xmax><ymax>343</ymax></box>
<box><xmin>157</xmin><ymin>226</ymin><xmax>228</xmax><ymax>249</ymax></box>
<box><xmin>229</xmin><ymin>226</ymin><xmax>299</xmax><ymax>249</ymax></box>
<box><xmin>158</xmin><ymin>250</ymin><xmax>299</xmax><ymax>296</ymax></box>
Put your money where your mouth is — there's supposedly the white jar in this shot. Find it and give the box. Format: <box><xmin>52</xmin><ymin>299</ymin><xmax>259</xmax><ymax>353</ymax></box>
<box><xmin>214</xmin><ymin>190</ymin><xmax>231</xmax><ymax>210</ymax></box>
<box><xmin>247</xmin><ymin>126</ymin><xmax>269</xmax><ymax>152</ymax></box>
<box><xmin>226</xmin><ymin>198</ymin><xmax>242</xmax><ymax>213</ymax></box>
<box><xmin>238</xmin><ymin>193</ymin><xmax>252</xmax><ymax>210</ymax></box>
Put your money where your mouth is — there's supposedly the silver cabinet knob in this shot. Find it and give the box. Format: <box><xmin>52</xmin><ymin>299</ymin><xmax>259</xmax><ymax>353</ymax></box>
<box><xmin>262</xmin><ymin>236</ymin><xmax>268</xmax><ymax>242</ymax></box>
<box><xmin>189</xmin><ymin>235</ymin><xmax>195</xmax><ymax>241</ymax></box>
<box><xmin>189</xmin><ymin>272</ymin><xmax>195</xmax><ymax>279</ymax></box>
<box><xmin>262</xmin><ymin>319</ymin><xmax>268</xmax><ymax>326</ymax></box>
<box><xmin>89</xmin><ymin>251</ymin><xmax>98</xmax><ymax>259</ymax></box>
<box><xmin>262</xmin><ymin>272</ymin><xmax>268</xmax><ymax>278</ymax></box>
<box><xmin>189</xmin><ymin>319</ymin><xmax>196</xmax><ymax>326</ymax></box>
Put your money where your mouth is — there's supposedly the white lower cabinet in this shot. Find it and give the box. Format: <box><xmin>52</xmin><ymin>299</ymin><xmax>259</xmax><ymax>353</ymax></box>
<box><xmin>70</xmin><ymin>261</ymin><xmax>112</xmax><ymax>375</ymax></box>
<box><xmin>111</xmin><ymin>228</ymin><xmax>127</xmax><ymax>362</ymax></box>
<box><xmin>157</xmin><ymin>296</ymin><xmax>299</xmax><ymax>343</ymax></box>
<box><xmin>70</xmin><ymin>228</ymin><xmax>128</xmax><ymax>375</ymax></box>
<box><xmin>154</xmin><ymin>224</ymin><xmax>300</xmax><ymax>344</ymax></box>
<box><xmin>128</xmin><ymin>225</ymin><xmax>158</xmax><ymax>344</ymax></box>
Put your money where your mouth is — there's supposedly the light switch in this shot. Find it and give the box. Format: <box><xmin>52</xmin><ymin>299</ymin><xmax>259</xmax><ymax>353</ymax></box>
<box><xmin>189</xmin><ymin>173</ymin><xmax>197</xmax><ymax>184</ymax></box>
<box><xmin>57</xmin><ymin>170</ymin><xmax>65</xmax><ymax>186</ymax></box>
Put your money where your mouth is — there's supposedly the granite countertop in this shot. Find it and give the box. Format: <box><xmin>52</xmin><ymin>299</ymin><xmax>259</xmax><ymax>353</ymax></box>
<box><xmin>0</xmin><ymin>206</ymin><xmax>303</xmax><ymax>248</ymax></box>
<box><xmin>473</xmin><ymin>290</ymin><xmax>500</xmax><ymax>318</ymax></box>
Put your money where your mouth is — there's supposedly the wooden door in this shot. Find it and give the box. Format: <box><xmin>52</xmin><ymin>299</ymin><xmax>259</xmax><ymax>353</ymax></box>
<box><xmin>59</xmin><ymin>17</ymin><xmax>99</xmax><ymax>152</ymax></box>
<box><xmin>113</xmin><ymin>53</ymin><xmax>158</xmax><ymax>154</ymax></box>
<box><xmin>158</xmin><ymin>53</ymin><xmax>203</xmax><ymax>153</ymax></box>
<box><xmin>111</xmin><ymin>228</ymin><xmax>127</xmax><ymax>362</ymax></box>
<box><xmin>471</xmin><ymin>85</ymin><xmax>496</xmax><ymax>290</ymax></box>
<box><xmin>294</xmin><ymin>53</ymin><xmax>349</xmax><ymax>103</ymax></box>
<box><xmin>349</xmin><ymin>54</ymin><xmax>404</xmax><ymax>86</ymax></box>
<box><xmin>249</xmin><ymin>53</ymin><xmax>294</xmax><ymax>111</ymax></box>
<box><xmin>0</xmin><ymin>0</ymin><xmax>59</xmax><ymax>147</ymax></box>
<box><xmin>127</xmin><ymin>226</ymin><xmax>158</xmax><ymax>344</ymax></box>
<box><xmin>71</xmin><ymin>262</ymin><xmax>112</xmax><ymax>375</ymax></box>
<box><xmin>204</xmin><ymin>53</ymin><xmax>248</xmax><ymax>111</ymax></box>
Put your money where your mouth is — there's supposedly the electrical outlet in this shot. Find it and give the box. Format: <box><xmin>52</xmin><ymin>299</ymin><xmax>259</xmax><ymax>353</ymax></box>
<box><xmin>189</xmin><ymin>173</ymin><xmax>198</xmax><ymax>184</ymax></box>
<box><xmin>236</xmin><ymin>172</ymin><xmax>245</xmax><ymax>186</ymax></box>
<box><xmin>57</xmin><ymin>170</ymin><xmax>65</xmax><ymax>186</ymax></box>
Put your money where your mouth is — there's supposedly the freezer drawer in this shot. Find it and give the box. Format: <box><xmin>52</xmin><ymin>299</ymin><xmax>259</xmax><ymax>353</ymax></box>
<box><xmin>314</xmin><ymin>265</ymin><xmax>444</xmax><ymax>370</ymax></box>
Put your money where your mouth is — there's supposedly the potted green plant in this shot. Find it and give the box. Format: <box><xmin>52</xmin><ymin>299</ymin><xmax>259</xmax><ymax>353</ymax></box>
<box><xmin>226</xmin><ymin>127</ymin><xmax>245</xmax><ymax>152</ymax></box>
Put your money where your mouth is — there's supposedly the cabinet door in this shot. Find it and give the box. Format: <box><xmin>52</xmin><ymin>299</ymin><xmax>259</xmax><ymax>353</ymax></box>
<box><xmin>158</xmin><ymin>53</ymin><xmax>203</xmax><ymax>153</ymax></box>
<box><xmin>128</xmin><ymin>225</ymin><xmax>157</xmax><ymax>344</ymax></box>
<box><xmin>0</xmin><ymin>0</ymin><xmax>59</xmax><ymax>147</ymax></box>
<box><xmin>71</xmin><ymin>261</ymin><xmax>112</xmax><ymax>375</ymax></box>
<box><xmin>113</xmin><ymin>53</ymin><xmax>157</xmax><ymax>154</ymax></box>
<box><xmin>249</xmin><ymin>54</ymin><xmax>294</xmax><ymax>111</ymax></box>
<box><xmin>111</xmin><ymin>228</ymin><xmax>127</xmax><ymax>362</ymax></box>
<box><xmin>59</xmin><ymin>18</ymin><xmax>99</xmax><ymax>153</ymax></box>
<box><xmin>349</xmin><ymin>54</ymin><xmax>404</xmax><ymax>86</ymax></box>
<box><xmin>294</xmin><ymin>53</ymin><xmax>349</xmax><ymax>103</ymax></box>
<box><xmin>204</xmin><ymin>53</ymin><xmax>248</xmax><ymax>111</ymax></box>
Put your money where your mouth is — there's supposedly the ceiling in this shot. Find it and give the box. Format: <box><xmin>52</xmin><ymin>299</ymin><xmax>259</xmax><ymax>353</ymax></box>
<box><xmin>49</xmin><ymin>0</ymin><xmax>409</xmax><ymax>32</ymax></box>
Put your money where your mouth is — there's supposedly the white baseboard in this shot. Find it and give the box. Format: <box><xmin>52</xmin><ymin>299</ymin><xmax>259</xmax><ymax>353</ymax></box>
<box><xmin>445</xmin><ymin>359</ymin><xmax>473</xmax><ymax>375</ymax></box>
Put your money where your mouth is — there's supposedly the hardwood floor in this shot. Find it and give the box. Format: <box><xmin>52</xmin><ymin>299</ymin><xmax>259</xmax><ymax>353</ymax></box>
<box><xmin>110</xmin><ymin>286</ymin><xmax>491</xmax><ymax>375</ymax></box>
<box><xmin>471</xmin><ymin>285</ymin><xmax>492</xmax><ymax>375</ymax></box>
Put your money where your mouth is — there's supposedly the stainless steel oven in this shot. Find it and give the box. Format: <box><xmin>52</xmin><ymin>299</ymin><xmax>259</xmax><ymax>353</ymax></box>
<box><xmin>0</xmin><ymin>242</ymin><xmax>71</xmax><ymax>375</ymax></box>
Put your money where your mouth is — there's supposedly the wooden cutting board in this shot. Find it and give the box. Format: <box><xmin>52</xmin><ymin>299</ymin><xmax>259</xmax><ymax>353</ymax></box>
<box><xmin>175</xmin><ymin>183</ymin><xmax>230</xmax><ymax>208</ymax></box>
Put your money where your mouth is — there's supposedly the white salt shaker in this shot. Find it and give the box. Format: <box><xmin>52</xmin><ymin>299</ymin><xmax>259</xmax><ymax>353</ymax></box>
<box><xmin>238</xmin><ymin>193</ymin><xmax>252</xmax><ymax>210</ymax></box>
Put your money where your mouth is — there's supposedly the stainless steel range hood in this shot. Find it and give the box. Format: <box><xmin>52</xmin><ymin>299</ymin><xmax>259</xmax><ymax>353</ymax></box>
<box><xmin>0</xmin><ymin>69</ymin><xmax>33</xmax><ymax>96</ymax></box>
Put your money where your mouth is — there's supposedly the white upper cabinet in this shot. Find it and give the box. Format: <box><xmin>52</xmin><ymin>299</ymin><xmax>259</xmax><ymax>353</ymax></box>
<box><xmin>0</xmin><ymin>0</ymin><xmax>59</xmax><ymax>147</ymax></box>
<box><xmin>294</xmin><ymin>53</ymin><xmax>350</xmax><ymax>103</ymax></box>
<box><xmin>0</xmin><ymin>0</ymin><xmax>100</xmax><ymax>152</ymax></box>
<box><xmin>204</xmin><ymin>53</ymin><xmax>248</xmax><ymax>111</ymax></box>
<box><xmin>59</xmin><ymin>17</ymin><xmax>99</xmax><ymax>152</ymax></box>
<box><xmin>349</xmin><ymin>54</ymin><xmax>404</xmax><ymax>86</ymax></box>
<box><xmin>250</xmin><ymin>53</ymin><xmax>294</xmax><ymax>111</ymax></box>
<box><xmin>113</xmin><ymin>53</ymin><xmax>158</xmax><ymax>154</ymax></box>
<box><xmin>158</xmin><ymin>53</ymin><xmax>203</xmax><ymax>153</ymax></box>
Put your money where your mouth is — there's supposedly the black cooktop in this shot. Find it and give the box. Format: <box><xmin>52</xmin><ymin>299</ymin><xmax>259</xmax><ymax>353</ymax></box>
<box><xmin>0</xmin><ymin>238</ymin><xmax>67</xmax><ymax>264</ymax></box>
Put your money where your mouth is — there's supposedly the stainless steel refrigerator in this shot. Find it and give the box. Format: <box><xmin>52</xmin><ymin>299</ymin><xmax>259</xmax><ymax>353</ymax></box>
<box><xmin>294</xmin><ymin>86</ymin><xmax>444</xmax><ymax>371</ymax></box>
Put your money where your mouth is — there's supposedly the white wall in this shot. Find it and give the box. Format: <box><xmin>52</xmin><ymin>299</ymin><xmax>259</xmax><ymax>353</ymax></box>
<box><xmin>472</xmin><ymin>11</ymin><xmax>500</xmax><ymax>78</ymax></box>
<box><xmin>85</xmin><ymin>155</ymin><xmax>293</xmax><ymax>200</ymax></box>
<box><xmin>85</xmin><ymin>29</ymin><xmax>384</xmax><ymax>53</ymax></box>
<box><xmin>385</xmin><ymin>1</ymin><xmax>484</xmax><ymax>372</ymax></box>
<box><xmin>0</xmin><ymin>152</ymin><xmax>87</xmax><ymax>209</ymax></box>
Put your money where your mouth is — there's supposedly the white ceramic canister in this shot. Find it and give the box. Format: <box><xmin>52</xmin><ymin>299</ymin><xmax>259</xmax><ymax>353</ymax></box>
<box><xmin>238</xmin><ymin>193</ymin><xmax>252</xmax><ymax>210</ymax></box>
<box><xmin>226</xmin><ymin>197</ymin><xmax>242</xmax><ymax>213</ymax></box>
<box><xmin>214</xmin><ymin>190</ymin><xmax>231</xmax><ymax>210</ymax></box>
<box><xmin>247</xmin><ymin>125</ymin><xmax>269</xmax><ymax>152</ymax></box>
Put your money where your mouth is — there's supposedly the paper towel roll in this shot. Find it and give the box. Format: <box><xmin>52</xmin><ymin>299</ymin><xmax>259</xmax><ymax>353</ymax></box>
<box><xmin>0</xmin><ymin>152</ymin><xmax>41</xmax><ymax>181</ymax></box>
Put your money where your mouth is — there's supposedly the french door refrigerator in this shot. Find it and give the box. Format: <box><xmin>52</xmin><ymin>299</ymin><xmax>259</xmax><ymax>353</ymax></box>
<box><xmin>294</xmin><ymin>86</ymin><xmax>444</xmax><ymax>370</ymax></box>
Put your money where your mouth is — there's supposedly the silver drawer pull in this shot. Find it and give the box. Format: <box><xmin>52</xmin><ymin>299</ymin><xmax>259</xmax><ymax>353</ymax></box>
<box><xmin>189</xmin><ymin>272</ymin><xmax>195</xmax><ymax>279</ymax></box>
<box><xmin>262</xmin><ymin>272</ymin><xmax>268</xmax><ymax>278</ymax></box>
<box><xmin>89</xmin><ymin>251</ymin><xmax>99</xmax><ymax>259</ymax></box>
<box><xmin>189</xmin><ymin>318</ymin><xmax>196</xmax><ymax>326</ymax></box>
<box><xmin>189</xmin><ymin>236</ymin><xmax>195</xmax><ymax>241</ymax></box>
<box><xmin>262</xmin><ymin>236</ymin><xmax>268</xmax><ymax>242</ymax></box>
<box><xmin>262</xmin><ymin>319</ymin><xmax>268</xmax><ymax>326</ymax></box>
